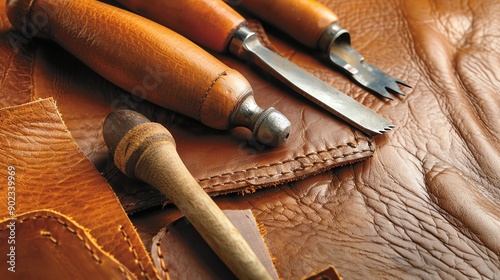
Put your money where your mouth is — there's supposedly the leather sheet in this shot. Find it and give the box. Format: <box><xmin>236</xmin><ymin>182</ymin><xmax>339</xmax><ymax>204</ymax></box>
<box><xmin>0</xmin><ymin>99</ymin><xmax>159</xmax><ymax>279</ymax></box>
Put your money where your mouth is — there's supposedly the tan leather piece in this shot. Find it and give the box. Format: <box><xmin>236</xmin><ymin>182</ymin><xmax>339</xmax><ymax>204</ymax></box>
<box><xmin>0</xmin><ymin>22</ymin><xmax>33</xmax><ymax>108</ymax></box>
<box><xmin>303</xmin><ymin>266</ymin><xmax>343</xmax><ymax>280</ymax></box>
<box><xmin>0</xmin><ymin>99</ymin><xmax>159</xmax><ymax>279</ymax></box>
<box><xmin>0</xmin><ymin>210</ymin><xmax>137</xmax><ymax>280</ymax></box>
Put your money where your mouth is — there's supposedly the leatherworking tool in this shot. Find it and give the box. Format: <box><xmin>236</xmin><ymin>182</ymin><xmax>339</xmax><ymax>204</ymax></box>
<box><xmin>6</xmin><ymin>0</ymin><xmax>290</xmax><ymax>147</ymax></box>
<box><xmin>231</xmin><ymin>0</ymin><xmax>412</xmax><ymax>99</ymax></box>
<box><xmin>115</xmin><ymin>0</ymin><xmax>394</xmax><ymax>135</ymax></box>
<box><xmin>102</xmin><ymin>110</ymin><xmax>273</xmax><ymax>280</ymax></box>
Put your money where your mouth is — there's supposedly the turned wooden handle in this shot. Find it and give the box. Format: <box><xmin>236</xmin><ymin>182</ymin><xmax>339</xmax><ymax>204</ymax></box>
<box><xmin>116</xmin><ymin>0</ymin><xmax>246</xmax><ymax>53</ymax></box>
<box><xmin>6</xmin><ymin>0</ymin><xmax>251</xmax><ymax>130</ymax></box>
<box><xmin>103</xmin><ymin>110</ymin><xmax>273</xmax><ymax>280</ymax></box>
<box><xmin>235</xmin><ymin>0</ymin><xmax>338</xmax><ymax>48</ymax></box>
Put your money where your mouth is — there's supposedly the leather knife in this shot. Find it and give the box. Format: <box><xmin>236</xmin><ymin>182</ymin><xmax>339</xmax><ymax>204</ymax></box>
<box><xmin>116</xmin><ymin>0</ymin><xmax>395</xmax><ymax>135</ymax></box>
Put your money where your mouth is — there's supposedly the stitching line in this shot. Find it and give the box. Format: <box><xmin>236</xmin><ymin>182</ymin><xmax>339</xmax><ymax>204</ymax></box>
<box><xmin>197</xmin><ymin>70</ymin><xmax>230</xmax><ymax>119</ymax></box>
<box><xmin>119</xmin><ymin>144</ymin><xmax>372</xmax><ymax>204</ymax></box>
<box><xmin>18</xmin><ymin>214</ymin><xmax>103</xmax><ymax>264</ymax></box>
<box><xmin>119</xmin><ymin>225</ymin><xmax>154</xmax><ymax>280</ymax></box>
<box><xmin>198</xmin><ymin>145</ymin><xmax>372</xmax><ymax>184</ymax></box>
<box><xmin>155</xmin><ymin>230</ymin><xmax>170</xmax><ymax>275</ymax></box>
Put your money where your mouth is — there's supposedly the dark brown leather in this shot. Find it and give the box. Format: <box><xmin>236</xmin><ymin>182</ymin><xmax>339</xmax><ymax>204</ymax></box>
<box><xmin>0</xmin><ymin>0</ymin><xmax>499</xmax><ymax>279</ymax></box>
<box><xmin>0</xmin><ymin>99</ymin><xmax>159</xmax><ymax>279</ymax></box>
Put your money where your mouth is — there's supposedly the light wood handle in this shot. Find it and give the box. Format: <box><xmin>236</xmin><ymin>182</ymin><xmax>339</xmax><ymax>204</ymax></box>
<box><xmin>235</xmin><ymin>0</ymin><xmax>338</xmax><ymax>48</ymax></box>
<box><xmin>116</xmin><ymin>0</ymin><xmax>246</xmax><ymax>53</ymax></box>
<box><xmin>103</xmin><ymin>110</ymin><xmax>273</xmax><ymax>280</ymax></box>
<box><xmin>6</xmin><ymin>0</ymin><xmax>251</xmax><ymax>130</ymax></box>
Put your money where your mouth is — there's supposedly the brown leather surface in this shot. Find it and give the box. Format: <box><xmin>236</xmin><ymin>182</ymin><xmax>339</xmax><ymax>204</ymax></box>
<box><xmin>0</xmin><ymin>0</ymin><xmax>499</xmax><ymax>279</ymax></box>
<box><xmin>0</xmin><ymin>99</ymin><xmax>159</xmax><ymax>279</ymax></box>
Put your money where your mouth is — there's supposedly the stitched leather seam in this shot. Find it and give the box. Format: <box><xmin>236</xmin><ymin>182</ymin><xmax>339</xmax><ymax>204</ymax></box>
<box><xmin>119</xmin><ymin>145</ymin><xmax>372</xmax><ymax>204</ymax></box>
<box><xmin>19</xmin><ymin>214</ymin><xmax>103</xmax><ymax>264</ymax></box>
<box><xmin>198</xmin><ymin>70</ymin><xmax>230</xmax><ymax>119</ymax></box>
<box><xmin>119</xmin><ymin>225</ymin><xmax>155</xmax><ymax>280</ymax></box>
<box><xmin>198</xmin><ymin>144</ymin><xmax>371</xmax><ymax>183</ymax></box>
<box><xmin>155</xmin><ymin>230</ymin><xmax>170</xmax><ymax>275</ymax></box>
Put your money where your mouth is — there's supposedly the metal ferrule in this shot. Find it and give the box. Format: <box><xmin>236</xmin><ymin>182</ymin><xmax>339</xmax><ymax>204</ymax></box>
<box><xmin>317</xmin><ymin>23</ymin><xmax>350</xmax><ymax>52</ymax></box>
<box><xmin>230</xmin><ymin>93</ymin><xmax>291</xmax><ymax>147</ymax></box>
<box><xmin>229</xmin><ymin>26</ymin><xmax>257</xmax><ymax>61</ymax></box>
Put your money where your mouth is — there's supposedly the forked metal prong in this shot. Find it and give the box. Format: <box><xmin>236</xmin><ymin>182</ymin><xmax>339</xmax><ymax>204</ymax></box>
<box><xmin>351</xmin><ymin>61</ymin><xmax>410</xmax><ymax>99</ymax></box>
<box><xmin>321</xmin><ymin>23</ymin><xmax>411</xmax><ymax>99</ymax></box>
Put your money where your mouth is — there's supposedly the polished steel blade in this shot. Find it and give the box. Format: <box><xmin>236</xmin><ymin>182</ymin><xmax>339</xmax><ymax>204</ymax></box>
<box><xmin>230</xmin><ymin>27</ymin><xmax>394</xmax><ymax>136</ymax></box>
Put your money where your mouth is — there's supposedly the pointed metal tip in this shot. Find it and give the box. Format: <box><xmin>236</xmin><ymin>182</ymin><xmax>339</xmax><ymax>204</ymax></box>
<box><xmin>376</xmin><ymin>87</ymin><xmax>394</xmax><ymax>100</ymax></box>
<box><xmin>386</xmin><ymin>85</ymin><xmax>405</xmax><ymax>97</ymax></box>
<box><xmin>377</xmin><ymin>127</ymin><xmax>393</xmax><ymax>134</ymax></box>
<box><xmin>396</xmin><ymin>79</ymin><xmax>413</xmax><ymax>89</ymax></box>
<box><xmin>360</xmin><ymin>122</ymin><xmax>394</xmax><ymax>136</ymax></box>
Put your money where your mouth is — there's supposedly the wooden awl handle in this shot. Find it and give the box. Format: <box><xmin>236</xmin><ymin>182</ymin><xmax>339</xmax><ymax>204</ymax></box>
<box><xmin>116</xmin><ymin>0</ymin><xmax>246</xmax><ymax>53</ymax></box>
<box><xmin>233</xmin><ymin>0</ymin><xmax>338</xmax><ymax>48</ymax></box>
<box><xmin>6</xmin><ymin>0</ymin><xmax>290</xmax><ymax>146</ymax></box>
<box><xmin>103</xmin><ymin>110</ymin><xmax>274</xmax><ymax>280</ymax></box>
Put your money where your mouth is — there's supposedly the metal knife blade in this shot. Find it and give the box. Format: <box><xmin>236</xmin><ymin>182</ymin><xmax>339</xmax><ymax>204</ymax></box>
<box><xmin>230</xmin><ymin>27</ymin><xmax>394</xmax><ymax>135</ymax></box>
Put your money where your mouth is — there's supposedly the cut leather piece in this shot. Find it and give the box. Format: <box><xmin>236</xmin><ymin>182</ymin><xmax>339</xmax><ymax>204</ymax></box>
<box><xmin>0</xmin><ymin>99</ymin><xmax>159</xmax><ymax>279</ymax></box>
<box><xmin>0</xmin><ymin>210</ymin><xmax>137</xmax><ymax>280</ymax></box>
<box><xmin>151</xmin><ymin>210</ymin><xmax>279</xmax><ymax>280</ymax></box>
<box><xmin>303</xmin><ymin>266</ymin><xmax>343</xmax><ymax>280</ymax></box>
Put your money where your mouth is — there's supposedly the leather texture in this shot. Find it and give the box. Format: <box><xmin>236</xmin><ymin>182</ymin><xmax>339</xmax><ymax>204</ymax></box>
<box><xmin>0</xmin><ymin>99</ymin><xmax>159</xmax><ymax>279</ymax></box>
<box><xmin>0</xmin><ymin>0</ymin><xmax>499</xmax><ymax>279</ymax></box>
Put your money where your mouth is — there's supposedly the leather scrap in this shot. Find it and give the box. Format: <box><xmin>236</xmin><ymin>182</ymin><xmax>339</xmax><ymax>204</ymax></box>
<box><xmin>0</xmin><ymin>99</ymin><xmax>159</xmax><ymax>279</ymax></box>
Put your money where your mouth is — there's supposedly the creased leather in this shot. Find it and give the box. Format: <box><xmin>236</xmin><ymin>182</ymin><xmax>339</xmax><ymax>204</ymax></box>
<box><xmin>0</xmin><ymin>99</ymin><xmax>159</xmax><ymax>279</ymax></box>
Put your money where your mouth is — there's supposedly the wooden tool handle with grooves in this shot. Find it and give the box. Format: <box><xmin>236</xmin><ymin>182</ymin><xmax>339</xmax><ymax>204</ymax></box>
<box><xmin>6</xmin><ymin>0</ymin><xmax>250</xmax><ymax>130</ymax></box>
<box><xmin>116</xmin><ymin>0</ymin><xmax>246</xmax><ymax>52</ymax></box>
<box><xmin>104</xmin><ymin>110</ymin><xmax>273</xmax><ymax>280</ymax></box>
<box><xmin>235</xmin><ymin>0</ymin><xmax>338</xmax><ymax>48</ymax></box>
